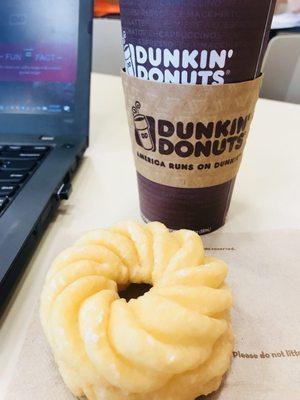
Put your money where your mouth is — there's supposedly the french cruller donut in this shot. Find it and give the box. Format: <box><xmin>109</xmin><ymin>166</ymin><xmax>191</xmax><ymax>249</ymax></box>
<box><xmin>40</xmin><ymin>221</ymin><xmax>233</xmax><ymax>400</ymax></box>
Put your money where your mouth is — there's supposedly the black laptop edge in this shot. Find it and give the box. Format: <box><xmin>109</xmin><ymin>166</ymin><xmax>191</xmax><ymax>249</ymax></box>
<box><xmin>0</xmin><ymin>0</ymin><xmax>94</xmax><ymax>309</ymax></box>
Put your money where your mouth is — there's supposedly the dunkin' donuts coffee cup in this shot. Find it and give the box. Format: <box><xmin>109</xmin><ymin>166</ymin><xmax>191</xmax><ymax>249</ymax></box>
<box><xmin>120</xmin><ymin>0</ymin><xmax>276</xmax><ymax>233</ymax></box>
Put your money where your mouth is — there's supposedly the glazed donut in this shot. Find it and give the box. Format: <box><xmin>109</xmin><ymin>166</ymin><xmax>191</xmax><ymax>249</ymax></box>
<box><xmin>40</xmin><ymin>221</ymin><xmax>233</xmax><ymax>400</ymax></box>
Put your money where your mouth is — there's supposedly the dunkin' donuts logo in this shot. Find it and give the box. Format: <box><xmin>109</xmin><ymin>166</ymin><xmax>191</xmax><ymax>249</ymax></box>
<box><xmin>123</xmin><ymin>31</ymin><xmax>233</xmax><ymax>85</ymax></box>
<box><xmin>133</xmin><ymin>101</ymin><xmax>251</xmax><ymax>159</ymax></box>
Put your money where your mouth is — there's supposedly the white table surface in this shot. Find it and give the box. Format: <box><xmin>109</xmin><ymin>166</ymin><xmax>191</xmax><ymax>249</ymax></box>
<box><xmin>1</xmin><ymin>73</ymin><xmax>300</xmax><ymax>399</ymax></box>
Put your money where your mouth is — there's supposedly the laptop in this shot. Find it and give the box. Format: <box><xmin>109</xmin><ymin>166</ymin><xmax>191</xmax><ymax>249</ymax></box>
<box><xmin>0</xmin><ymin>0</ymin><xmax>93</xmax><ymax>308</ymax></box>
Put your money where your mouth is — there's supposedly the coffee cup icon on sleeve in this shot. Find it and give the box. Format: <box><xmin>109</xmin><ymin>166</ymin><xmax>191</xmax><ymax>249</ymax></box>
<box><xmin>132</xmin><ymin>102</ymin><xmax>155</xmax><ymax>151</ymax></box>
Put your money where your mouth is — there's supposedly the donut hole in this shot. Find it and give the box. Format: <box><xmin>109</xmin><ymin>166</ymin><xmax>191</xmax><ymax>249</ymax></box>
<box><xmin>119</xmin><ymin>283</ymin><xmax>152</xmax><ymax>302</ymax></box>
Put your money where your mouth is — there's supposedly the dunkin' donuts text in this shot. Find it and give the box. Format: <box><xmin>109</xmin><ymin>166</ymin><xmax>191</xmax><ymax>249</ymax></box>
<box><xmin>136</xmin><ymin>114</ymin><xmax>251</xmax><ymax>159</ymax></box>
<box><xmin>124</xmin><ymin>40</ymin><xmax>234</xmax><ymax>85</ymax></box>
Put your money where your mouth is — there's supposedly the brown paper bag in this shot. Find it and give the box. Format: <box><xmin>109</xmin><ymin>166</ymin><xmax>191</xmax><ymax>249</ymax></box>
<box><xmin>4</xmin><ymin>231</ymin><xmax>300</xmax><ymax>400</ymax></box>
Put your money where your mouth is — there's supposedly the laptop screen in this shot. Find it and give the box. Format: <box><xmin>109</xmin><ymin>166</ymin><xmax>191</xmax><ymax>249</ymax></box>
<box><xmin>0</xmin><ymin>0</ymin><xmax>79</xmax><ymax>116</ymax></box>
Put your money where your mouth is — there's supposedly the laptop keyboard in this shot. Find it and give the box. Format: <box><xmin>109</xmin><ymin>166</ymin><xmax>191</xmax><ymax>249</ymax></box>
<box><xmin>0</xmin><ymin>145</ymin><xmax>50</xmax><ymax>215</ymax></box>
